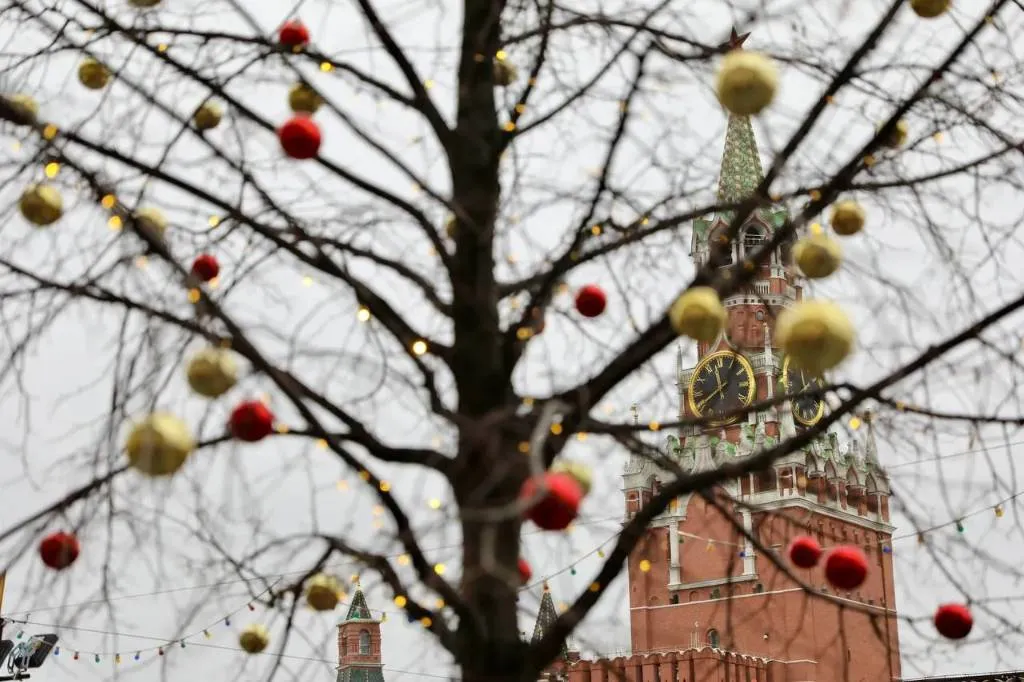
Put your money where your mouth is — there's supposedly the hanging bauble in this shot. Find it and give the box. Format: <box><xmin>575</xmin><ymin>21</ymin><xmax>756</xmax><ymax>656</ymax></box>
<box><xmin>775</xmin><ymin>300</ymin><xmax>854</xmax><ymax>375</ymax></box>
<box><xmin>78</xmin><ymin>58</ymin><xmax>111</xmax><ymax>90</ymax></box>
<box><xmin>574</xmin><ymin>285</ymin><xmax>607</xmax><ymax>318</ymax></box>
<box><xmin>39</xmin><ymin>531</ymin><xmax>80</xmax><ymax>570</ymax></box>
<box><xmin>933</xmin><ymin>603</ymin><xmax>972</xmax><ymax>640</ymax></box>
<box><xmin>191</xmin><ymin>254</ymin><xmax>220</xmax><ymax>282</ymax></box>
<box><xmin>186</xmin><ymin>347</ymin><xmax>238</xmax><ymax>398</ymax></box>
<box><xmin>134</xmin><ymin>207</ymin><xmax>168</xmax><ymax>239</ymax></box>
<box><xmin>910</xmin><ymin>0</ymin><xmax>951</xmax><ymax>19</ymax></box>
<box><xmin>883</xmin><ymin>120</ymin><xmax>909</xmax><ymax>149</ymax></box>
<box><xmin>278</xmin><ymin>20</ymin><xmax>310</xmax><ymax>49</ymax></box>
<box><xmin>19</xmin><ymin>184</ymin><xmax>63</xmax><ymax>226</ymax></box>
<box><xmin>124</xmin><ymin>413</ymin><xmax>195</xmax><ymax>476</ymax></box>
<box><xmin>519</xmin><ymin>472</ymin><xmax>583</xmax><ymax>531</ymax></box>
<box><xmin>829</xmin><ymin>200</ymin><xmax>866</xmax><ymax>236</ymax></box>
<box><xmin>715</xmin><ymin>51</ymin><xmax>778</xmax><ymax>116</ymax></box>
<box><xmin>229</xmin><ymin>400</ymin><xmax>275</xmax><ymax>442</ymax></box>
<box><xmin>824</xmin><ymin>545</ymin><xmax>868</xmax><ymax>590</ymax></box>
<box><xmin>793</xmin><ymin>234</ymin><xmax>842</xmax><ymax>279</ymax></box>
<box><xmin>238</xmin><ymin>624</ymin><xmax>269</xmax><ymax>653</ymax></box>
<box><xmin>288</xmin><ymin>83</ymin><xmax>323</xmax><ymax>114</ymax></box>
<box><xmin>517</xmin><ymin>557</ymin><xmax>532</xmax><ymax>585</ymax></box>
<box><xmin>193</xmin><ymin>102</ymin><xmax>223</xmax><ymax>131</ymax></box>
<box><xmin>493</xmin><ymin>59</ymin><xmax>518</xmax><ymax>86</ymax></box>
<box><xmin>787</xmin><ymin>536</ymin><xmax>822</xmax><ymax>569</ymax></box>
<box><xmin>278</xmin><ymin>115</ymin><xmax>321</xmax><ymax>160</ymax></box>
<box><xmin>669</xmin><ymin>286</ymin><xmax>726</xmax><ymax>342</ymax></box>
<box><xmin>305</xmin><ymin>573</ymin><xmax>341</xmax><ymax>611</ymax></box>
<box><xmin>551</xmin><ymin>460</ymin><xmax>592</xmax><ymax>496</ymax></box>
<box><xmin>7</xmin><ymin>94</ymin><xmax>39</xmax><ymax>123</ymax></box>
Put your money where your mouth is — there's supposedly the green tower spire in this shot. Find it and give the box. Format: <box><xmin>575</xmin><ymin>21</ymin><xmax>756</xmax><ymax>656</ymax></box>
<box><xmin>715</xmin><ymin>28</ymin><xmax>765</xmax><ymax>205</ymax></box>
<box><xmin>531</xmin><ymin>582</ymin><xmax>568</xmax><ymax>659</ymax></box>
<box><xmin>344</xmin><ymin>581</ymin><xmax>374</xmax><ymax>621</ymax></box>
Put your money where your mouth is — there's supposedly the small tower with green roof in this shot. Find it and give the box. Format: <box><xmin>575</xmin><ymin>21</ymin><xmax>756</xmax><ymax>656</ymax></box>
<box><xmin>530</xmin><ymin>583</ymin><xmax>575</xmax><ymax>680</ymax></box>
<box><xmin>337</xmin><ymin>579</ymin><xmax>385</xmax><ymax>682</ymax></box>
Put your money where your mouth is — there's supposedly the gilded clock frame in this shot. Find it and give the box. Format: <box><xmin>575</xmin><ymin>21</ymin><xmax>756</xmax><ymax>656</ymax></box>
<box><xmin>780</xmin><ymin>355</ymin><xmax>826</xmax><ymax>427</ymax></box>
<box><xmin>686</xmin><ymin>350</ymin><xmax>756</xmax><ymax>425</ymax></box>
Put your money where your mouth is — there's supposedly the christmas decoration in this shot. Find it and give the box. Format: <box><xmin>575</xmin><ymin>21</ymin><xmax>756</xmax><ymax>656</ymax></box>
<box><xmin>77</xmin><ymin>58</ymin><xmax>111</xmax><ymax>90</ymax></box>
<box><xmin>229</xmin><ymin>400</ymin><xmax>275</xmax><ymax>442</ymax></box>
<box><xmin>278</xmin><ymin>115</ymin><xmax>321</xmax><ymax>159</ymax></box>
<box><xmin>134</xmin><ymin>207</ymin><xmax>168</xmax><ymax>239</ymax></box>
<box><xmin>574</xmin><ymin>285</ymin><xmax>607</xmax><ymax>318</ymax></box>
<box><xmin>883</xmin><ymin>120</ymin><xmax>909</xmax><ymax>148</ymax></box>
<box><xmin>278</xmin><ymin>20</ymin><xmax>310</xmax><ymax>48</ymax></box>
<box><xmin>124</xmin><ymin>413</ymin><xmax>195</xmax><ymax>476</ymax></box>
<box><xmin>7</xmin><ymin>94</ymin><xmax>38</xmax><ymax>122</ymax></box>
<box><xmin>669</xmin><ymin>286</ymin><xmax>726</xmax><ymax>342</ymax></box>
<box><xmin>551</xmin><ymin>460</ymin><xmax>592</xmax><ymax>495</ymax></box>
<box><xmin>775</xmin><ymin>300</ymin><xmax>854</xmax><ymax>375</ymax></box>
<box><xmin>715</xmin><ymin>51</ymin><xmax>778</xmax><ymax>116</ymax></box>
<box><xmin>190</xmin><ymin>254</ymin><xmax>220</xmax><ymax>282</ymax></box>
<box><xmin>910</xmin><ymin>0</ymin><xmax>951</xmax><ymax>19</ymax></box>
<box><xmin>238</xmin><ymin>624</ymin><xmax>269</xmax><ymax>653</ymax></box>
<box><xmin>787</xmin><ymin>536</ymin><xmax>822</xmax><ymax>569</ymax></box>
<box><xmin>823</xmin><ymin>545</ymin><xmax>868</xmax><ymax>590</ymax></box>
<box><xmin>933</xmin><ymin>603</ymin><xmax>972</xmax><ymax>640</ymax></box>
<box><xmin>38</xmin><ymin>531</ymin><xmax>80</xmax><ymax>570</ymax></box>
<box><xmin>193</xmin><ymin>102</ymin><xmax>223</xmax><ymax>131</ymax></box>
<box><xmin>518</xmin><ymin>557</ymin><xmax>532</xmax><ymax>585</ymax></box>
<box><xmin>128</xmin><ymin>0</ymin><xmax>162</xmax><ymax>6</ymax></box>
<box><xmin>288</xmin><ymin>83</ymin><xmax>323</xmax><ymax>114</ymax></box>
<box><xmin>793</xmin><ymin>234</ymin><xmax>842</xmax><ymax>279</ymax></box>
<box><xmin>829</xmin><ymin>200</ymin><xmax>866</xmax><ymax>236</ymax></box>
<box><xmin>18</xmin><ymin>184</ymin><xmax>63</xmax><ymax>226</ymax></box>
<box><xmin>305</xmin><ymin>573</ymin><xmax>341</xmax><ymax>611</ymax></box>
<box><xmin>519</xmin><ymin>472</ymin><xmax>583</xmax><ymax>531</ymax></box>
<box><xmin>186</xmin><ymin>347</ymin><xmax>238</xmax><ymax>398</ymax></box>
<box><xmin>493</xmin><ymin>58</ymin><xmax>518</xmax><ymax>86</ymax></box>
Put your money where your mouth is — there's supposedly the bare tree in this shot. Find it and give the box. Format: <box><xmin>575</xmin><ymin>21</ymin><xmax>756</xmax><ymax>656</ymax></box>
<box><xmin>1</xmin><ymin>1</ymin><xmax>1023</xmax><ymax>681</ymax></box>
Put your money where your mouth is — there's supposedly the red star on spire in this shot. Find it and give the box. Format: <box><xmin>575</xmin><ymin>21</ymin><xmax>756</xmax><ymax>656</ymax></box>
<box><xmin>718</xmin><ymin>27</ymin><xmax>751</xmax><ymax>52</ymax></box>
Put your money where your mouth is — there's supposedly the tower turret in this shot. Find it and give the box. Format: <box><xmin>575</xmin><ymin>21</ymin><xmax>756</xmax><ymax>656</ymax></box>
<box><xmin>337</xmin><ymin>581</ymin><xmax>385</xmax><ymax>682</ymax></box>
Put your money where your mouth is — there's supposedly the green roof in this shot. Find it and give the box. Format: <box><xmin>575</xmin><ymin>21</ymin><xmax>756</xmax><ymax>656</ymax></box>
<box><xmin>345</xmin><ymin>587</ymin><xmax>374</xmax><ymax>621</ymax></box>
<box><xmin>717</xmin><ymin>113</ymin><xmax>765</xmax><ymax>205</ymax></box>
<box><xmin>337</xmin><ymin>666</ymin><xmax>385</xmax><ymax>682</ymax></box>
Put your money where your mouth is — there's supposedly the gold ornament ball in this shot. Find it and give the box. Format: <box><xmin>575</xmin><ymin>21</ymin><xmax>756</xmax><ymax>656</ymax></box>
<box><xmin>134</xmin><ymin>207</ymin><xmax>168</xmax><ymax>238</ymax></box>
<box><xmin>8</xmin><ymin>94</ymin><xmax>39</xmax><ymax>122</ymax></box>
<box><xmin>193</xmin><ymin>102</ymin><xmax>223</xmax><ymax>131</ymax></box>
<box><xmin>552</xmin><ymin>460</ymin><xmax>592</xmax><ymax>496</ymax></box>
<box><xmin>239</xmin><ymin>624</ymin><xmax>270</xmax><ymax>654</ymax></box>
<box><xmin>669</xmin><ymin>286</ymin><xmax>727</xmax><ymax>342</ymax></box>
<box><xmin>793</xmin><ymin>234</ymin><xmax>842</xmax><ymax>279</ymax></box>
<box><xmin>78</xmin><ymin>58</ymin><xmax>111</xmax><ymax>90</ymax></box>
<box><xmin>829</xmin><ymin>200</ymin><xmax>866</xmax><ymax>236</ymax></box>
<box><xmin>19</xmin><ymin>184</ymin><xmax>63</xmax><ymax>226</ymax></box>
<box><xmin>305</xmin><ymin>573</ymin><xmax>341</xmax><ymax>611</ymax></box>
<box><xmin>288</xmin><ymin>83</ymin><xmax>323</xmax><ymax>114</ymax></box>
<box><xmin>775</xmin><ymin>300</ymin><xmax>855</xmax><ymax>376</ymax></box>
<box><xmin>128</xmin><ymin>0</ymin><xmax>162</xmax><ymax>6</ymax></box>
<box><xmin>910</xmin><ymin>0</ymin><xmax>950</xmax><ymax>18</ymax></box>
<box><xmin>124</xmin><ymin>413</ymin><xmax>195</xmax><ymax>476</ymax></box>
<box><xmin>715</xmin><ymin>51</ymin><xmax>778</xmax><ymax>116</ymax></box>
<box><xmin>186</xmin><ymin>347</ymin><xmax>238</xmax><ymax>398</ymax></box>
<box><xmin>883</xmin><ymin>119</ymin><xmax>909</xmax><ymax>148</ymax></box>
<box><xmin>493</xmin><ymin>60</ymin><xmax>518</xmax><ymax>87</ymax></box>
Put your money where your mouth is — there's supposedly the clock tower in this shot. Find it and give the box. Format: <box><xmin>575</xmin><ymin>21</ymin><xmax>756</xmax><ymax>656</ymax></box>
<box><xmin>619</xmin><ymin>32</ymin><xmax>901</xmax><ymax>682</ymax></box>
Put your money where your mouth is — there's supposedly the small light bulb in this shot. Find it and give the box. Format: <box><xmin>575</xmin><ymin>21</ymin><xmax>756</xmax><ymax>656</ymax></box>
<box><xmin>357</xmin><ymin>306</ymin><xmax>370</xmax><ymax>322</ymax></box>
<box><xmin>411</xmin><ymin>340</ymin><xmax>428</xmax><ymax>355</ymax></box>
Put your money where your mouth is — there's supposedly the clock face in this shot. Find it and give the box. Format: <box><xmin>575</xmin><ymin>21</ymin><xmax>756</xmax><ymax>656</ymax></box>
<box><xmin>687</xmin><ymin>351</ymin><xmax>756</xmax><ymax>424</ymax></box>
<box><xmin>781</xmin><ymin>355</ymin><xmax>825</xmax><ymax>427</ymax></box>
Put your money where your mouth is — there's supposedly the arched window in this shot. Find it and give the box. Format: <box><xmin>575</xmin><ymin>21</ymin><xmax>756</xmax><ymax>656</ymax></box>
<box><xmin>708</xmin><ymin>226</ymin><xmax>734</xmax><ymax>266</ymax></box>
<box><xmin>707</xmin><ymin>628</ymin><xmax>720</xmax><ymax>648</ymax></box>
<box><xmin>742</xmin><ymin>226</ymin><xmax>766</xmax><ymax>256</ymax></box>
<box><xmin>358</xmin><ymin>629</ymin><xmax>371</xmax><ymax>655</ymax></box>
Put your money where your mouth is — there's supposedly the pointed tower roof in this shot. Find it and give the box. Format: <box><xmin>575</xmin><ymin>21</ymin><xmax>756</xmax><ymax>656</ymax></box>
<box><xmin>531</xmin><ymin>582</ymin><xmax>568</xmax><ymax>659</ymax></box>
<box><xmin>344</xmin><ymin>581</ymin><xmax>375</xmax><ymax>621</ymax></box>
<box><xmin>714</xmin><ymin>29</ymin><xmax>766</xmax><ymax>205</ymax></box>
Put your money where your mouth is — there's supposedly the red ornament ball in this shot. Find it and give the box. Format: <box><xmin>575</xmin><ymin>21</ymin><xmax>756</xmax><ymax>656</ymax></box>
<box><xmin>574</xmin><ymin>285</ymin><xmax>607</xmax><ymax>318</ymax></box>
<box><xmin>824</xmin><ymin>545</ymin><xmax>868</xmax><ymax>590</ymax></box>
<box><xmin>278</xmin><ymin>20</ymin><xmax>310</xmax><ymax>48</ymax></box>
<box><xmin>518</xmin><ymin>557</ymin><xmax>532</xmax><ymax>585</ymax></box>
<box><xmin>191</xmin><ymin>254</ymin><xmax>220</xmax><ymax>282</ymax></box>
<box><xmin>934</xmin><ymin>603</ymin><xmax>973</xmax><ymax>640</ymax></box>
<box><xmin>39</xmin><ymin>531</ymin><xmax>80</xmax><ymax>570</ymax></box>
<box><xmin>229</xmin><ymin>400</ymin><xmax>275</xmax><ymax>442</ymax></box>
<box><xmin>519</xmin><ymin>472</ymin><xmax>583</xmax><ymax>531</ymax></box>
<box><xmin>787</xmin><ymin>535</ymin><xmax>822</xmax><ymax>569</ymax></box>
<box><xmin>278</xmin><ymin>116</ymin><xmax>321</xmax><ymax>160</ymax></box>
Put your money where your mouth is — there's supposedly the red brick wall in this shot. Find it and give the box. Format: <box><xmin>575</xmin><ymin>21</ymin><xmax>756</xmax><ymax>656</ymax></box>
<box><xmin>337</xmin><ymin>621</ymin><xmax>382</xmax><ymax>667</ymax></box>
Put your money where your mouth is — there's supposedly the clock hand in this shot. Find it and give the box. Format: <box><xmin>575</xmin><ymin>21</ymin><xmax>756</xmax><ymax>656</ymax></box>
<box><xmin>698</xmin><ymin>386</ymin><xmax>723</xmax><ymax>411</ymax></box>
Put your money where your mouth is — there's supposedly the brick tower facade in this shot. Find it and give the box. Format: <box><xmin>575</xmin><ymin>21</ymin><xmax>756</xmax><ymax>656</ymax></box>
<box><xmin>337</xmin><ymin>583</ymin><xmax>385</xmax><ymax>682</ymax></box>
<box><xmin>562</xmin><ymin>32</ymin><xmax>901</xmax><ymax>682</ymax></box>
